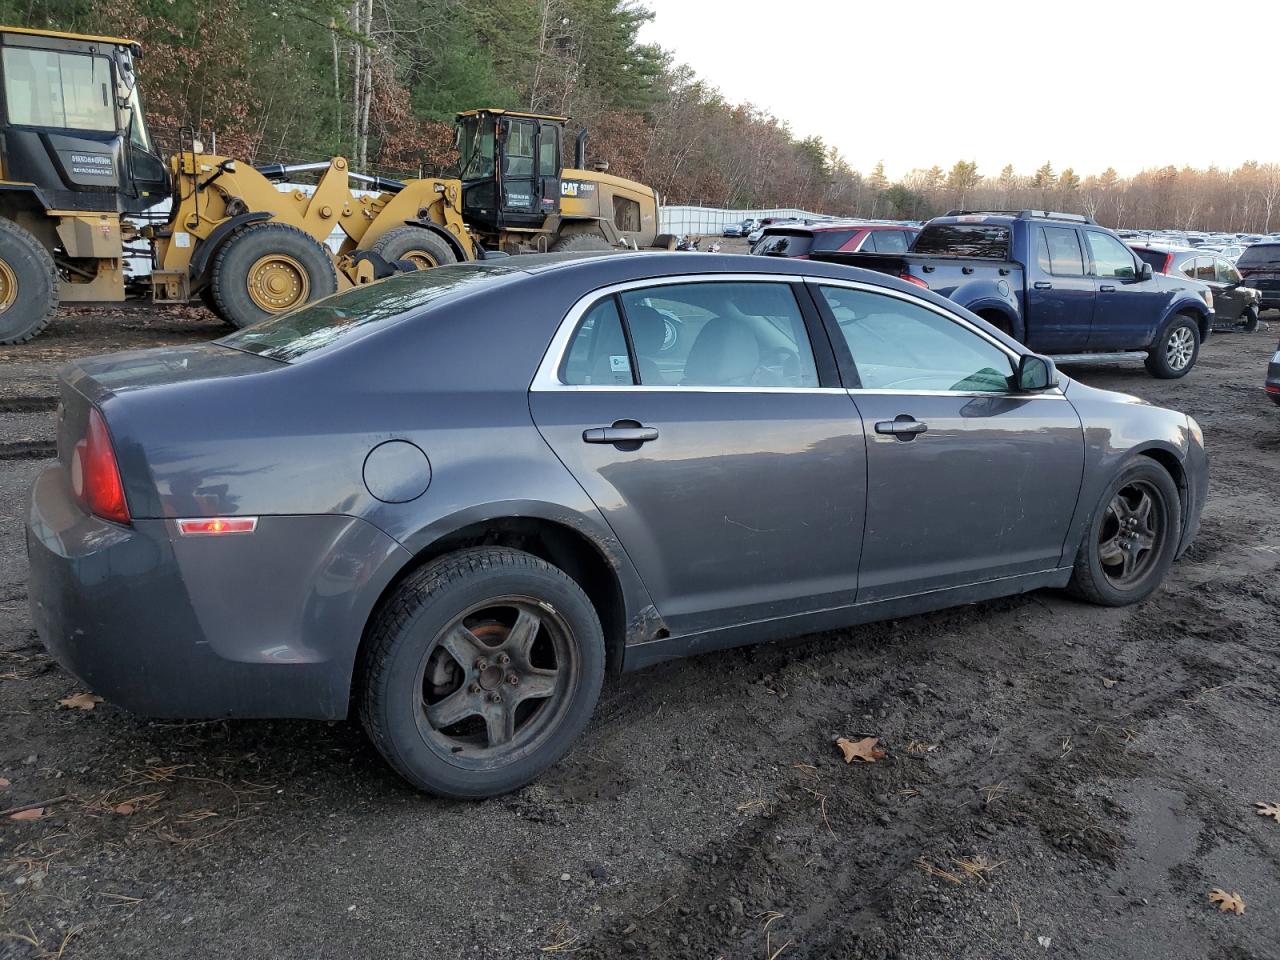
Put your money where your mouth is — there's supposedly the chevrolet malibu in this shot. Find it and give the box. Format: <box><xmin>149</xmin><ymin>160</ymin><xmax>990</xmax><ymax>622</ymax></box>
<box><xmin>27</xmin><ymin>253</ymin><xmax>1207</xmax><ymax>798</ymax></box>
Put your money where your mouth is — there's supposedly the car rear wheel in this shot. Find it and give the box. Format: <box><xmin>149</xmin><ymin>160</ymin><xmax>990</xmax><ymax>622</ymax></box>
<box><xmin>359</xmin><ymin>547</ymin><xmax>605</xmax><ymax>798</ymax></box>
<box><xmin>1144</xmin><ymin>314</ymin><xmax>1200</xmax><ymax>379</ymax></box>
<box><xmin>1067</xmin><ymin>459</ymin><xmax>1182</xmax><ymax>607</ymax></box>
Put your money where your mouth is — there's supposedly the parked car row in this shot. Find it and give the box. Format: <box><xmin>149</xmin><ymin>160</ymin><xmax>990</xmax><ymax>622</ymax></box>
<box><xmin>26</xmin><ymin>250</ymin><xmax>1208</xmax><ymax>798</ymax></box>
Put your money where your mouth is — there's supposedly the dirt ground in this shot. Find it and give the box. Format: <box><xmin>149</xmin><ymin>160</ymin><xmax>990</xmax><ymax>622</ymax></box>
<box><xmin>1</xmin><ymin>297</ymin><xmax>1278</xmax><ymax>960</ymax></box>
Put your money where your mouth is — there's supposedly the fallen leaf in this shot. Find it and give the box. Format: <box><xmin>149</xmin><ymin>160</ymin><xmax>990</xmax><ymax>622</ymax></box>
<box><xmin>9</xmin><ymin>807</ymin><xmax>44</xmax><ymax>821</ymax></box>
<box><xmin>1102</xmin><ymin>677</ymin><xmax>1117</xmax><ymax>689</ymax></box>
<box><xmin>1256</xmin><ymin>802</ymin><xmax>1280</xmax><ymax>823</ymax></box>
<box><xmin>57</xmin><ymin>692</ymin><xmax>103</xmax><ymax>711</ymax></box>
<box><xmin>1209</xmin><ymin>889</ymin><xmax>1245</xmax><ymax>915</ymax></box>
<box><xmin>836</xmin><ymin>736</ymin><xmax>887</xmax><ymax>763</ymax></box>
<box><xmin>0</xmin><ymin>778</ymin><xmax>10</xmax><ymax>788</ymax></box>
<box><xmin>112</xmin><ymin>803</ymin><xmax>135</xmax><ymax>816</ymax></box>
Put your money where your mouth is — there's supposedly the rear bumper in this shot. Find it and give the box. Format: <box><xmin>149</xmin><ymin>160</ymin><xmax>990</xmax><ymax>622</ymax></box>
<box><xmin>26</xmin><ymin>464</ymin><xmax>410</xmax><ymax>719</ymax></box>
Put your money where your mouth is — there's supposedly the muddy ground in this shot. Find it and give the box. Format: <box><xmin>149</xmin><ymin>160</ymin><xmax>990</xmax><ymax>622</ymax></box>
<box><xmin>0</xmin><ymin>297</ymin><xmax>1278</xmax><ymax>960</ymax></box>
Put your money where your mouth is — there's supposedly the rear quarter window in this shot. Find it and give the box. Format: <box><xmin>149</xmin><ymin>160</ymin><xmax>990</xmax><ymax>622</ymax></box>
<box><xmin>913</xmin><ymin>223</ymin><xmax>1011</xmax><ymax>259</ymax></box>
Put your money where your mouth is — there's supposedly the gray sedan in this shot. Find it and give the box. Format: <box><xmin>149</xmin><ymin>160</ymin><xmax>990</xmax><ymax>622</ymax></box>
<box><xmin>26</xmin><ymin>253</ymin><xmax>1207</xmax><ymax>798</ymax></box>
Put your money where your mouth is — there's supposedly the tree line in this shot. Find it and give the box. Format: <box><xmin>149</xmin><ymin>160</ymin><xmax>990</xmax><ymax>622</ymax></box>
<box><xmin>2</xmin><ymin>0</ymin><xmax>1276</xmax><ymax>232</ymax></box>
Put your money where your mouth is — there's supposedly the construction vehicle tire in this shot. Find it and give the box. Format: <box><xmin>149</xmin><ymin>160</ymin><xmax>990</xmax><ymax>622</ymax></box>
<box><xmin>370</xmin><ymin>226</ymin><xmax>459</xmax><ymax>270</ymax></box>
<box><xmin>0</xmin><ymin>218</ymin><xmax>58</xmax><ymax>344</ymax></box>
<box><xmin>210</xmin><ymin>221</ymin><xmax>338</xmax><ymax>329</ymax></box>
<box><xmin>549</xmin><ymin>233</ymin><xmax>613</xmax><ymax>253</ymax></box>
<box><xmin>199</xmin><ymin>286</ymin><xmax>234</xmax><ymax>326</ymax></box>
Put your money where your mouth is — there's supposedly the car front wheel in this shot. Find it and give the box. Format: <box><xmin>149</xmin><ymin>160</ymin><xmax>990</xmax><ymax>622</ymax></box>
<box><xmin>359</xmin><ymin>547</ymin><xmax>605</xmax><ymax>798</ymax></box>
<box><xmin>1242</xmin><ymin>305</ymin><xmax>1260</xmax><ymax>333</ymax></box>
<box><xmin>1067</xmin><ymin>459</ymin><xmax>1182</xmax><ymax>606</ymax></box>
<box><xmin>1145</xmin><ymin>313</ymin><xmax>1200</xmax><ymax>379</ymax></box>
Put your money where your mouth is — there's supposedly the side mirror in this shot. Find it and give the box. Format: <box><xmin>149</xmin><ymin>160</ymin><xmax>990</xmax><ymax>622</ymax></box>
<box><xmin>1139</xmin><ymin>261</ymin><xmax>1154</xmax><ymax>280</ymax></box>
<box><xmin>1016</xmin><ymin>353</ymin><xmax>1059</xmax><ymax>392</ymax></box>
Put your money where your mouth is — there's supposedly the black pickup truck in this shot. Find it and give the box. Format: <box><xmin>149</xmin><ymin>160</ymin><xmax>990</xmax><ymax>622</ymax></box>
<box><xmin>816</xmin><ymin>210</ymin><xmax>1215</xmax><ymax>378</ymax></box>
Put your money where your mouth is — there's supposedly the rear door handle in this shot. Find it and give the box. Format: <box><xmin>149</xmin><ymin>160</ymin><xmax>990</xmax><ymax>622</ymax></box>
<box><xmin>583</xmin><ymin>425</ymin><xmax>659</xmax><ymax>444</ymax></box>
<box><xmin>874</xmin><ymin>416</ymin><xmax>928</xmax><ymax>440</ymax></box>
<box><xmin>1099</xmin><ymin>284</ymin><xmax>1116</xmax><ymax>292</ymax></box>
<box><xmin>1033</xmin><ymin>281</ymin><xmax>1053</xmax><ymax>290</ymax></box>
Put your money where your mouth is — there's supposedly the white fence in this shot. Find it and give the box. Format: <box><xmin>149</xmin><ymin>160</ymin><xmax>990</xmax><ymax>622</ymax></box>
<box><xmin>659</xmin><ymin>205</ymin><xmax>829</xmax><ymax>237</ymax></box>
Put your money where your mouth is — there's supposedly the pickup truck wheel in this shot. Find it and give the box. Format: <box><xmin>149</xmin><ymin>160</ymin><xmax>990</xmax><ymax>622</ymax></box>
<box><xmin>1144</xmin><ymin>314</ymin><xmax>1200</xmax><ymax>379</ymax></box>
<box><xmin>1242</xmin><ymin>305</ymin><xmax>1260</xmax><ymax>333</ymax></box>
<box><xmin>1067</xmin><ymin>459</ymin><xmax>1182</xmax><ymax>607</ymax></box>
<box><xmin>358</xmin><ymin>547</ymin><xmax>605</xmax><ymax>798</ymax></box>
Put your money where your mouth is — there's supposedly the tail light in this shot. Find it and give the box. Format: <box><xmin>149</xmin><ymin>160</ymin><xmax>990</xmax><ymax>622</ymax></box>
<box><xmin>1162</xmin><ymin>254</ymin><xmax>1173</xmax><ymax>274</ymax></box>
<box><xmin>70</xmin><ymin>407</ymin><xmax>130</xmax><ymax>524</ymax></box>
<box><xmin>899</xmin><ymin>273</ymin><xmax>929</xmax><ymax>289</ymax></box>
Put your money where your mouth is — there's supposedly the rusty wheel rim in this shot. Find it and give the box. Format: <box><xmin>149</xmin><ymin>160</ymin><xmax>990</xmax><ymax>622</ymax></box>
<box><xmin>401</xmin><ymin>249</ymin><xmax>440</xmax><ymax>270</ymax></box>
<box><xmin>414</xmin><ymin>597</ymin><xmax>576</xmax><ymax>767</ymax></box>
<box><xmin>0</xmin><ymin>258</ymin><xmax>18</xmax><ymax>314</ymax></box>
<box><xmin>246</xmin><ymin>253</ymin><xmax>309</xmax><ymax>312</ymax></box>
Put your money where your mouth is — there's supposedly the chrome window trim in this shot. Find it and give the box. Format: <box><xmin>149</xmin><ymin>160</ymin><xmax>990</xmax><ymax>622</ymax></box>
<box><xmin>530</xmin><ymin>272</ymin><xmax>834</xmax><ymax>393</ymax></box>
<box><xmin>804</xmin><ymin>277</ymin><xmax>1068</xmax><ymax>401</ymax></box>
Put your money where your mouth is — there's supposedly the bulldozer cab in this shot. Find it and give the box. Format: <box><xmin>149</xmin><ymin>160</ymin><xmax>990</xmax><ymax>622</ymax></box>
<box><xmin>0</xmin><ymin>26</ymin><xmax>169</xmax><ymax>214</ymax></box>
<box><xmin>456</xmin><ymin>108</ymin><xmax>564</xmax><ymax>236</ymax></box>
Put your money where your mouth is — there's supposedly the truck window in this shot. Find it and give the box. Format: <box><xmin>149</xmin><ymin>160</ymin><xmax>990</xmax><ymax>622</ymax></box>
<box><xmin>2</xmin><ymin>47</ymin><xmax>116</xmax><ymax>131</ymax></box>
<box><xmin>1086</xmin><ymin>231</ymin><xmax>1137</xmax><ymax>279</ymax></box>
<box><xmin>913</xmin><ymin>223</ymin><xmax>1010</xmax><ymax>259</ymax></box>
<box><xmin>1041</xmin><ymin>227</ymin><xmax>1085</xmax><ymax>276</ymax></box>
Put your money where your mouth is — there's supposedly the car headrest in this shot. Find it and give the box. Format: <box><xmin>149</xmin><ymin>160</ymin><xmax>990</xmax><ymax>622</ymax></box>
<box><xmin>683</xmin><ymin>316</ymin><xmax>759</xmax><ymax>386</ymax></box>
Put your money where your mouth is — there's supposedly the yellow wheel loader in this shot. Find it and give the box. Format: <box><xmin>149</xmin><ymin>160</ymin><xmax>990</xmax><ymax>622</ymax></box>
<box><xmin>0</xmin><ymin>26</ymin><xmax>666</xmax><ymax>342</ymax></box>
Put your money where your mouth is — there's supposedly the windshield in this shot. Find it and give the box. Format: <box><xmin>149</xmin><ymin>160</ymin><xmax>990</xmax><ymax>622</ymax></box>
<box><xmin>458</xmin><ymin>115</ymin><xmax>495</xmax><ymax>180</ymax></box>
<box><xmin>220</xmin><ymin>264</ymin><xmax>521</xmax><ymax>361</ymax></box>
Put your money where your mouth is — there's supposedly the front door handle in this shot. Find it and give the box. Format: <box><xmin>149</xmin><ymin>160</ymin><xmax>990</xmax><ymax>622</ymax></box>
<box><xmin>583</xmin><ymin>424</ymin><xmax>659</xmax><ymax>444</ymax></box>
<box><xmin>874</xmin><ymin>416</ymin><xmax>928</xmax><ymax>441</ymax></box>
<box><xmin>1099</xmin><ymin>284</ymin><xmax>1116</xmax><ymax>292</ymax></box>
<box><xmin>1033</xmin><ymin>280</ymin><xmax>1053</xmax><ymax>290</ymax></box>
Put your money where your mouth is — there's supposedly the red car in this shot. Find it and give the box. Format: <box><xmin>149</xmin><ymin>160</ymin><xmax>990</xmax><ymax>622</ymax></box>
<box><xmin>751</xmin><ymin>221</ymin><xmax>920</xmax><ymax>259</ymax></box>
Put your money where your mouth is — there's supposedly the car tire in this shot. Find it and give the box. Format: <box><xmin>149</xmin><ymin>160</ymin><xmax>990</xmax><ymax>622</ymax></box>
<box><xmin>1066</xmin><ymin>458</ymin><xmax>1182</xmax><ymax>607</ymax></box>
<box><xmin>1242</xmin><ymin>305</ymin><xmax>1260</xmax><ymax>333</ymax></box>
<box><xmin>370</xmin><ymin>226</ymin><xmax>459</xmax><ymax>270</ymax></box>
<box><xmin>210</xmin><ymin>221</ymin><xmax>338</xmax><ymax>329</ymax></box>
<box><xmin>359</xmin><ymin>547</ymin><xmax>605</xmax><ymax>798</ymax></box>
<box><xmin>1144</xmin><ymin>313</ymin><xmax>1200</xmax><ymax>379</ymax></box>
<box><xmin>550</xmin><ymin>233</ymin><xmax>613</xmax><ymax>253</ymax></box>
<box><xmin>0</xmin><ymin>218</ymin><xmax>58</xmax><ymax>344</ymax></box>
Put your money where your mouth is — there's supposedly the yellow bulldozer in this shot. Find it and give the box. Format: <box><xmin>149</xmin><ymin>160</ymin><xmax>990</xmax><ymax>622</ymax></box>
<box><xmin>0</xmin><ymin>26</ymin><xmax>666</xmax><ymax>342</ymax></box>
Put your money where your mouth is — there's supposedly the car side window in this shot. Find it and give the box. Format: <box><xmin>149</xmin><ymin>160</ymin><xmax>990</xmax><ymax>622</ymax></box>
<box><xmin>1216</xmin><ymin>258</ymin><xmax>1242</xmax><ymax>284</ymax></box>
<box><xmin>817</xmin><ymin>286</ymin><xmax>1014</xmax><ymax>393</ymax></box>
<box><xmin>1194</xmin><ymin>258</ymin><xmax>1216</xmax><ymax>283</ymax></box>
<box><xmin>561</xmin><ymin>297</ymin><xmax>634</xmax><ymax>386</ymax></box>
<box><xmin>1040</xmin><ymin>226</ymin><xmax>1086</xmax><ymax>276</ymax></box>
<box><xmin>618</xmin><ymin>282</ymin><xmax>819</xmax><ymax>388</ymax></box>
<box><xmin>1086</xmin><ymin>231</ymin><xmax>1137</xmax><ymax>279</ymax></box>
<box><xmin>874</xmin><ymin>230</ymin><xmax>909</xmax><ymax>253</ymax></box>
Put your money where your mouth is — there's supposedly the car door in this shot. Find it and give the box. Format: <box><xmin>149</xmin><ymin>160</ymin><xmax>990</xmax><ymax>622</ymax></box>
<box><xmin>1084</xmin><ymin>229</ymin><xmax>1166</xmax><ymax>350</ymax></box>
<box><xmin>1210</xmin><ymin>256</ymin><xmax>1246</xmax><ymax>321</ymax></box>
<box><xmin>529</xmin><ymin>277</ymin><xmax>867</xmax><ymax>636</ymax></box>
<box><xmin>809</xmin><ymin>280</ymin><xmax>1085</xmax><ymax>602</ymax></box>
<box><xmin>1026</xmin><ymin>225</ymin><xmax>1095</xmax><ymax>353</ymax></box>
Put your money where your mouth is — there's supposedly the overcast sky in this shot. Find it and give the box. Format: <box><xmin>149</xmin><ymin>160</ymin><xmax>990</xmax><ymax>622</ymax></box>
<box><xmin>636</xmin><ymin>0</ymin><xmax>1280</xmax><ymax>180</ymax></box>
